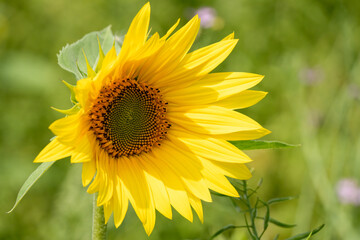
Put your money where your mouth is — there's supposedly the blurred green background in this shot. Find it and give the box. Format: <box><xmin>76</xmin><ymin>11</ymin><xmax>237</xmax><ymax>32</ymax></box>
<box><xmin>1</xmin><ymin>0</ymin><xmax>360</xmax><ymax>239</ymax></box>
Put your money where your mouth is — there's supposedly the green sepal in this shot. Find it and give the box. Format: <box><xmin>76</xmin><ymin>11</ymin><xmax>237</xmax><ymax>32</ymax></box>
<box><xmin>95</xmin><ymin>36</ymin><xmax>105</xmax><ymax>72</ymax></box>
<box><xmin>62</xmin><ymin>80</ymin><xmax>77</xmax><ymax>104</ymax></box>
<box><xmin>76</xmin><ymin>61</ymin><xmax>87</xmax><ymax>78</ymax></box>
<box><xmin>51</xmin><ymin>104</ymin><xmax>80</xmax><ymax>115</ymax></box>
<box><xmin>82</xmin><ymin>49</ymin><xmax>96</xmax><ymax>77</ymax></box>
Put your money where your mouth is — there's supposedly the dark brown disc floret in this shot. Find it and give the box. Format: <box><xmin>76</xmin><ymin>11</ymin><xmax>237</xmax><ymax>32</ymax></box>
<box><xmin>89</xmin><ymin>79</ymin><xmax>170</xmax><ymax>158</ymax></box>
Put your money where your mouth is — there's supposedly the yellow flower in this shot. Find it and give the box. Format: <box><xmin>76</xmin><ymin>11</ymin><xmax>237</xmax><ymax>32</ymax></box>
<box><xmin>34</xmin><ymin>3</ymin><xmax>270</xmax><ymax>235</ymax></box>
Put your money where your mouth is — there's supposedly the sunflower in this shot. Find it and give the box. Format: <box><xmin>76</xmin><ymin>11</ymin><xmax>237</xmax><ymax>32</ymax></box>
<box><xmin>34</xmin><ymin>3</ymin><xmax>270</xmax><ymax>235</ymax></box>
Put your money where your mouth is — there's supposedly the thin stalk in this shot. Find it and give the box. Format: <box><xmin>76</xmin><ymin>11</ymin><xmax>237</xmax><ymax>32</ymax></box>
<box><xmin>243</xmin><ymin>181</ymin><xmax>260</xmax><ymax>240</ymax></box>
<box><xmin>92</xmin><ymin>193</ymin><xmax>107</xmax><ymax>240</ymax></box>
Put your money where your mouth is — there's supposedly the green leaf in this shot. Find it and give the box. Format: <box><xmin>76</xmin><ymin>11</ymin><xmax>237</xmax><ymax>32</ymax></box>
<box><xmin>256</xmin><ymin>217</ymin><xmax>296</xmax><ymax>229</ymax></box>
<box><xmin>267</xmin><ymin>196</ymin><xmax>296</xmax><ymax>205</ymax></box>
<box><xmin>231</xmin><ymin>140</ymin><xmax>300</xmax><ymax>150</ymax></box>
<box><xmin>209</xmin><ymin>225</ymin><xmax>248</xmax><ymax>240</ymax></box>
<box><xmin>57</xmin><ymin>26</ymin><xmax>117</xmax><ymax>80</ymax></box>
<box><xmin>285</xmin><ymin>224</ymin><xmax>325</xmax><ymax>240</ymax></box>
<box><xmin>7</xmin><ymin>161</ymin><xmax>56</xmax><ymax>213</ymax></box>
<box><xmin>268</xmin><ymin>218</ymin><xmax>296</xmax><ymax>228</ymax></box>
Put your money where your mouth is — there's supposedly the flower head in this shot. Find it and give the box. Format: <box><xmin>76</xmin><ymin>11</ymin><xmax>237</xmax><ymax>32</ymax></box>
<box><xmin>196</xmin><ymin>7</ymin><xmax>217</xmax><ymax>29</ymax></box>
<box><xmin>336</xmin><ymin>178</ymin><xmax>360</xmax><ymax>206</ymax></box>
<box><xmin>35</xmin><ymin>3</ymin><xmax>269</xmax><ymax>235</ymax></box>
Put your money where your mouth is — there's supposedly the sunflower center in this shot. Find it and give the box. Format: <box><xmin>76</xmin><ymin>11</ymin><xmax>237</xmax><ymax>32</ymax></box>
<box><xmin>89</xmin><ymin>79</ymin><xmax>170</xmax><ymax>158</ymax></box>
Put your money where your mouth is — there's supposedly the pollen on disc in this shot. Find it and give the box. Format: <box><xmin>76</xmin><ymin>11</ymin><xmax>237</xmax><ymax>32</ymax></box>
<box><xmin>89</xmin><ymin>79</ymin><xmax>171</xmax><ymax>158</ymax></box>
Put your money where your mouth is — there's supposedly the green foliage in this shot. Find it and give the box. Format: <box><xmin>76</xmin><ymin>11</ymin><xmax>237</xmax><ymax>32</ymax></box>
<box><xmin>57</xmin><ymin>26</ymin><xmax>116</xmax><ymax>80</ymax></box>
<box><xmin>266</xmin><ymin>218</ymin><xmax>296</xmax><ymax>229</ymax></box>
<box><xmin>209</xmin><ymin>225</ymin><xmax>248</xmax><ymax>240</ymax></box>
<box><xmin>209</xmin><ymin>180</ymin><xmax>324</xmax><ymax>240</ymax></box>
<box><xmin>286</xmin><ymin>224</ymin><xmax>325</xmax><ymax>240</ymax></box>
<box><xmin>231</xmin><ymin>140</ymin><xmax>299</xmax><ymax>150</ymax></box>
<box><xmin>7</xmin><ymin>161</ymin><xmax>55</xmax><ymax>213</ymax></box>
<box><xmin>267</xmin><ymin>197</ymin><xmax>297</xmax><ymax>205</ymax></box>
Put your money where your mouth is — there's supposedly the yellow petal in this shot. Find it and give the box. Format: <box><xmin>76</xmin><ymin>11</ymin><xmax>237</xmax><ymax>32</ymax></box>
<box><xmin>201</xmin><ymin>158</ymin><xmax>239</xmax><ymax>197</ymax></box>
<box><xmin>182</xmin><ymin>39</ymin><xmax>237</xmax><ymax>76</ymax></box>
<box><xmin>168</xmin><ymin>126</ymin><xmax>251</xmax><ymax>163</ymax></box>
<box><xmin>118</xmin><ymin>3</ymin><xmax>151</xmax><ymax>62</ymax></box>
<box><xmin>74</xmin><ymin>78</ymin><xmax>93</xmax><ymax>109</ymax></box>
<box><xmin>93</xmin><ymin>46</ymin><xmax>117</xmax><ymax>91</ymax></box>
<box><xmin>34</xmin><ymin>138</ymin><xmax>73</xmax><ymax>163</ymax></box>
<box><xmin>156</xmin><ymin>33</ymin><xmax>236</xmax><ymax>92</ymax></box>
<box><xmin>118</xmin><ymin>156</ymin><xmax>156</xmax><ymax>235</ymax></box>
<box><xmin>143</xmin><ymin>153</ymin><xmax>193</xmax><ymax>222</ymax></box>
<box><xmin>202</xmin><ymin>171</ymin><xmax>239</xmax><ymax>197</ymax></box>
<box><xmin>208</xmin><ymin>160</ymin><xmax>252</xmax><ymax>179</ymax></box>
<box><xmin>137</xmin><ymin>156</ymin><xmax>172</xmax><ymax>219</ymax></box>
<box><xmin>139</xmin><ymin>15</ymin><xmax>200</xmax><ymax>85</ymax></box>
<box><xmin>113</xmin><ymin>167</ymin><xmax>129</xmax><ymax>228</ymax></box>
<box><xmin>70</xmin><ymin>135</ymin><xmax>92</xmax><ymax>163</ymax></box>
<box><xmin>151</xmin><ymin>141</ymin><xmax>212</xmax><ymax>202</ymax></box>
<box><xmin>166</xmin><ymin>188</ymin><xmax>193</xmax><ymax>222</ymax></box>
<box><xmin>49</xmin><ymin>113</ymin><xmax>82</xmax><ymax>145</ymax></box>
<box><xmin>188</xmin><ymin>193</ymin><xmax>204</xmax><ymax>223</ymax></box>
<box><xmin>222</xmin><ymin>32</ymin><xmax>235</xmax><ymax>40</ymax></box>
<box><xmin>88</xmin><ymin>152</ymin><xmax>105</xmax><ymax>201</ymax></box>
<box><xmin>215</xmin><ymin>128</ymin><xmax>271</xmax><ymax>140</ymax></box>
<box><xmin>103</xmin><ymin>200</ymin><xmax>113</xmax><ymax>224</ymax></box>
<box><xmin>122</xmin><ymin>33</ymin><xmax>164</xmax><ymax>79</ymax></box>
<box><xmin>87</xmin><ymin>168</ymin><xmax>100</xmax><ymax>194</ymax></box>
<box><xmin>161</xmin><ymin>19</ymin><xmax>180</xmax><ymax>40</ymax></box>
<box><xmin>129</xmin><ymin>33</ymin><xmax>162</xmax><ymax>60</ymax></box>
<box><xmin>166</xmin><ymin>72</ymin><xmax>264</xmax><ymax>106</ymax></box>
<box><xmin>102</xmin><ymin>45</ymin><xmax>117</xmax><ymax>68</ymax></box>
<box><xmin>214</xmin><ymin>90</ymin><xmax>268</xmax><ymax>109</ymax></box>
<box><xmin>82</xmin><ymin>160</ymin><xmax>96</xmax><ymax>186</ymax></box>
<box><xmin>97</xmin><ymin>152</ymin><xmax>114</xmax><ymax>206</ymax></box>
<box><xmin>158</xmin><ymin>39</ymin><xmax>238</xmax><ymax>90</ymax></box>
<box><xmin>168</xmin><ymin>106</ymin><xmax>263</xmax><ymax>135</ymax></box>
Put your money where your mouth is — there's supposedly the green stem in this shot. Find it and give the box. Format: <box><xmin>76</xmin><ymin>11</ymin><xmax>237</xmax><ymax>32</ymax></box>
<box><xmin>92</xmin><ymin>193</ymin><xmax>107</xmax><ymax>240</ymax></box>
<box><xmin>243</xmin><ymin>181</ymin><xmax>260</xmax><ymax>240</ymax></box>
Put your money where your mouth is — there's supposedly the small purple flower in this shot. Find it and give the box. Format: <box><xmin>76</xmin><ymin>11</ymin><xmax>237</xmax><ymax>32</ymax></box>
<box><xmin>348</xmin><ymin>83</ymin><xmax>360</xmax><ymax>100</ymax></box>
<box><xmin>336</xmin><ymin>179</ymin><xmax>360</xmax><ymax>206</ymax></box>
<box><xmin>298</xmin><ymin>67</ymin><xmax>324</xmax><ymax>85</ymax></box>
<box><xmin>196</xmin><ymin>7</ymin><xmax>217</xmax><ymax>29</ymax></box>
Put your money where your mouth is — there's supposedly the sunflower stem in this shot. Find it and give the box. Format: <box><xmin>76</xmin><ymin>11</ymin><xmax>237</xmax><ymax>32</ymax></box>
<box><xmin>92</xmin><ymin>193</ymin><xmax>107</xmax><ymax>240</ymax></box>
